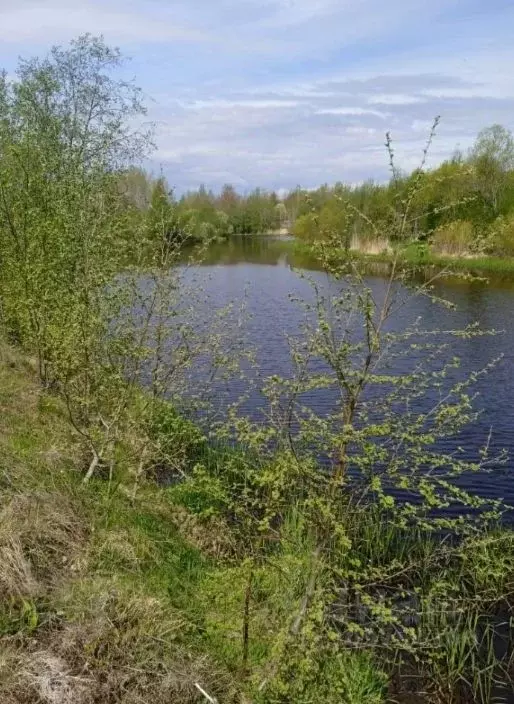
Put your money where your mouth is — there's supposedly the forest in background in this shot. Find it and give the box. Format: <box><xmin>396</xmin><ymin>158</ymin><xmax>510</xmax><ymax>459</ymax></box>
<box><xmin>126</xmin><ymin>122</ymin><xmax>514</xmax><ymax>261</ymax></box>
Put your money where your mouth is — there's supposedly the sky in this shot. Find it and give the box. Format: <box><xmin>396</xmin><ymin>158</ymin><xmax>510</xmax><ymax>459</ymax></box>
<box><xmin>0</xmin><ymin>0</ymin><xmax>513</xmax><ymax>194</ymax></box>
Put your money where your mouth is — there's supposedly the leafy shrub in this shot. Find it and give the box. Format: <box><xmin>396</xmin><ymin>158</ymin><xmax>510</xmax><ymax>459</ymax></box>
<box><xmin>145</xmin><ymin>401</ymin><xmax>206</xmax><ymax>481</ymax></box>
<box><xmin>264</xmin><ymin>646</ymin><xmax>387</xmax><ymax>704</ymax></box>
<box><xmin>292</xmin><ymin>213</ymin><xmax>319</xmax><ymax>241</ymax></box>
<box><xmin>489</xmin><ymin>214</ymin><xmax>514</xmax><ymax>256</ymax></box>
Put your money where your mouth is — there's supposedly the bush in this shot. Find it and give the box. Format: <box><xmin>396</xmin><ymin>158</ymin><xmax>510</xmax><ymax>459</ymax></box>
<box><xmin>145</xmin><ymin>401</ymin><xmax>206</xmax><ymax>482</ymax></box>
<box><xmin>489</xmin><ymin>214</ymin><xmax>514</xmax><ymax>256</ymax></box>
<box><xmin>292</xmin><ymin>213</ymin><xmax>319</xmax><ymax>241</ymax></box>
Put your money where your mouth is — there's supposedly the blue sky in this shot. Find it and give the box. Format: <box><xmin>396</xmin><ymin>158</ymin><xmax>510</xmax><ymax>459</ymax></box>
<box><xmin>0</xmin><ymin>0</ymin><xmax>513</xmax><ymax>194</ymax></box>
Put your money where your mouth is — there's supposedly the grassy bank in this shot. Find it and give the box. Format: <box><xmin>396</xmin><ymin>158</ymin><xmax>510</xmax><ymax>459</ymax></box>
<box><xmin>0</xmin><ymin>344</ymin><xmax>217</xmax><ymax>702</ymax></box>
<box><xmin>0</xmin><ymin>342</ymin><xmax>386</xmax><ymax>703</ymax></box>
<box><xmin>2</xmin><ymin>341</ymin><xmax>514</xmax><ymax>703</ymax></box>
<box><xmin>401</xmin><ymin>243</ymin><xmax>514</xmax><ymax>275</ymax></box>
<box><xmin>292</xmin><ymin>239</ymin><xmax>514</xmax><ymax>276</ymax></box>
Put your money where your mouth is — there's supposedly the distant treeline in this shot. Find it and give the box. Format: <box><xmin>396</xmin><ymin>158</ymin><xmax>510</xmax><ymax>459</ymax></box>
<box><xmin>289</xmin><ymin>124</ymin><xmax>514</xmax><ymax>258</ymax></box>
<box><xmin>121</xmin><ymin>124</ymin><xmax>514</xmax><ymax>257</ymax></box>
<box><xmin>119</xmin><ymin>173</ymin><xmax>289</xmax><ymax>240</ymax></box>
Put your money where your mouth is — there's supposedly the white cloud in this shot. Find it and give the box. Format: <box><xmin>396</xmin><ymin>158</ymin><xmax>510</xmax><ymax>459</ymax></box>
<box><xmin>250</xmin><ymin>0</ymin><xmax>341</xmax><ymax>28</ymax></box>
<box><xmin>346</xmin><ymin>126</ymin><xmax>377</xmax><ymax>136</ymax></box>
<box><xmin>0</xmin><ymin>0</ymin><xmax>469</xmax><ymax>57</ymax></box>
<box><xmin>316</xmin><ymin>107</ymin><xmax>391</xmax><ymax>118</ymax></box>
<box><xmin>368</xmin><ymin>94</ymin><xmax>426</xmax><ymax>105</ymax></box>
<box><xmin>421</xmin><ymin>87</ymin><xmax>506</xmax><ymax>100</ymax></box>
<box><xmin>184</xmin><ymin>99</ymin><xmax>300</xmax><ymax>110</ymax></box>
<box><xmin>0</xmin><ymin>1</ymin><xmax>207</xmax><ymax>44</ymax></box>
<box><xmin>411</xmin><ymin>119</ymin><xmax>436</xmax><ymax>133</ymax></box>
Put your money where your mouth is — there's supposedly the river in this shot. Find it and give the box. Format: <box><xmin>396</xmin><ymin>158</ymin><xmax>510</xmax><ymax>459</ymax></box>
<box><xmin>177</xmin><ymin>235</ymin><xmax>514</xmax><ymax>507</ymax></box>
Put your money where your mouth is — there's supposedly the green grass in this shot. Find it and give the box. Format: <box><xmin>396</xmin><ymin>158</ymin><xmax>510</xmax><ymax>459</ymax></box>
<box><xmin>354</xmin><ymin>247</ymin><xmax>514</xmax><ymax>276</ymax></box>
<box><xmin>401</xmin><ymin>243</ymin><xmax>514</xmax><ymax>275</ymax></box>
<box><xmin>0</xmin><ymin>341</ymin><xmax>233</xmax><ymax>702</ymax></box>
<box><xmin>291</xmin><ymin>237</ymin><xmax>514</xmax><ymax>276</ymax></box>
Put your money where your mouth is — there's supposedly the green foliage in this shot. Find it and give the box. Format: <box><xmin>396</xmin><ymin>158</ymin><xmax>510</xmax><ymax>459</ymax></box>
<box><xmin>2</xmin><ymin>325</ymin><xmax>514</xmax><ymax>703</ymax></box>
<box><xmin>471</xmin><ymin>124</ymin><xmax>514</xmax><ymax>215</ymax></box>
<box><xmin>0</xmin><ymin>597</ymin><xmax>40</xmax><ymax>637</ymax></box>
<box><xmin>283</xmin><ymin>122</ymin><xmax>514</xmax><ymax>263</ymax></box>
<box><xmin>0</xmin><ymin>34</ymin><xmax>148</xmax><ymax>379</ymax></box>
<box><xmin>177</xmin><ymin>184</ymin><xmax>284</xmax><ymax>237</ymax></box>
<box><xmin>147</xmin><ymin>176</ymin><xmax>182</xmax><ymax>243</ymax></box>
<box><xmin>292</xmin><ymin>212</ymin><xmax>318</xmax><ymax>241</ymax></box>
<box><xmin>159</xmin><ymin>120</ymin><xmax>514</xmax><ymax>259</ymax></box>
<box><xmin>144</xmin><ymin>400</ymin><xmax>207</xmax><ymax>479</ymax></box>
<box><xmin>165</xmin><ymin>120</ymin><xmax>513</xmax><ymax>703</ymax></box>
<box><xmin>489</xmin><ymin>213</ymin><xmax>514</xmax><ymax>256</ymax></box>
<box><xmin>262</xmin><ymin>647</ymin><xmax>387</xmax><ymax>704</ymax></box>
<box><xmin>118</xmin><ymin>166</ymin><xmax>155</xmax><ymax>209</ymax></box>
<box><xmin>318</xmin><ymin>198</ymin><xmax>351</xmax><ymax>245</ymax></box>
<box><xmin>0</xmin><ymin>35</ymin><xmax>226</xmax><ymax>491</ymax></box>
<box><xmin>293</xmin><ymin>198</ymin><xmax>353</xmax><ymax>247</ymax></box>
<box><xmin>178</xmin><ymin>204</ymin><xmax>234</xmax><ymax>241</ymax></box>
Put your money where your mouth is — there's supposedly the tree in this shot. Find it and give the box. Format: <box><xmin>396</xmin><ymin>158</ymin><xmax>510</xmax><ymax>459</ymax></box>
<box><xmin>275</xmin><ymin>202</ymin><xmax>288</xmax><ymax>230</ymax></box>
<box><xmin>219</xmin><ymin>183</ymin><xmax>239</xmax><ymax>215</ymax></box>
<box><xmin>0</xmin><ymin>35</ymin><xmax>149</xmax><ymax>376</ymax></box>
<box><xmin>471</xmin><ymin>124</ymin><xmax>514</xmax><ymax>215</ymax></box>
<box><xmin>292</xmin><ymin>212</ymin><xmax>318</xmax><ymax>241</ymax></box>
<box><xmin>147</xmin><ymin>176</ymin><xmax>179</xmax><ymax>242</ymax></box>
<box><xmin>119</xmin><ymin>167</ymin><xmax>155</xmax><ymax>210</ymax></box>
<box><xmin>319</xmin><ymin>198</ymin><xmax>350</xmax><ymax>247</ymax></box>
<box><xmin>0</xmin><ymin>35</ymin><xmax>157</xmax><ymax>477</ymax></box>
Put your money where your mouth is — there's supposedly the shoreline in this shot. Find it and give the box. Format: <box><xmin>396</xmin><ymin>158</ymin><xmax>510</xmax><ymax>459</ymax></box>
<box><xmin>291</xmin><ymin>239</ymin><xmax>514</xmax><ymax>276</ymax></box>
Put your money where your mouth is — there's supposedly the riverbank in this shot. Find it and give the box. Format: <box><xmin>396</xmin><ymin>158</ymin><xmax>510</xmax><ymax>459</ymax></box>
<box><xmin>400</xmin><ymin>245</ymin><xmax>514</xmax><ymax>275</ymax></box>
<box><xmin>2</xmin><ymin>340</ymin><xmax>514</xmax><ymax>703</ymax></box>
<box><xmin>0</xmin><ymin>343</ymin><xmax>221</xmax><ymax>702</ymax></box>
<box><xmin>0</xmin><ymin>341</ymin><xmax>385</xmax><ymax>703</ymax></box>
<box><xmin>291</xmin><ymin>239</ymin><xmax>514</xmax><ymax>276</ymax></box>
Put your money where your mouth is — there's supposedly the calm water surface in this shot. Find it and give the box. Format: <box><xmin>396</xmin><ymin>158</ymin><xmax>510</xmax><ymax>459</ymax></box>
<box><xmin>179</xmin><ymin>236</ymin><xmax>514</xmax><ymax>505</ymax></box>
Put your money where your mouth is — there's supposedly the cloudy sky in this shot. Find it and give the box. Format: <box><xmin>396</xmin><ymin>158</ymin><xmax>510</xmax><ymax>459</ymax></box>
<box><xmin>0</xmin><ymin>0</ymin><xmax>512</xmax><ymax>193</ymax></box>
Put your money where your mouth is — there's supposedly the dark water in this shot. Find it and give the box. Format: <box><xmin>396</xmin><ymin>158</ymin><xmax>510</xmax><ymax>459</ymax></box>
<box><xmin>179</xmin><ymin>236</ymin><xmax>514</xmax><ymax>506</ymax></box>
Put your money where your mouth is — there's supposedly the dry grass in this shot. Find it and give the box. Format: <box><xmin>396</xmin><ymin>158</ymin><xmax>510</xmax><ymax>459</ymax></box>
<box><xmin>170</xmin><ymin>504</ymin><xmax>236</xmax><ymax>560</ymax></box>
<box><xmin>0</xmin><ymin>492</ymin><xmax>87</xmax><ymax>599</ymax></box>
<box><xmin>0</xmin><ymin>344</ymin><xmax>41</xmax><ymax>426</ymax></box>
<box><xmin>0</xmin><ymin>576</ymin><xmax>235</xmax><ymax>704</ymax></box>
<box><xmin>350</xmin><ymin>234</ymin><xmax>392</xmax><ymax>255</ymax></box>
<box><xmin>0</xmin><ymin>497</ymin><xmax>234</xmax><ymax>703</ymax></box>
<box><xmin>22</xmin><ymin>653</ymin><xmax>93</xmax><ymax>704</ymax></box>
<box><xmin>430</xmin><ymin>219</ymin><xmax>475</xmax><ymax>256</ymax></box>
<box><xmin>89</xmin><ymin>526</ymin><xmax>158</xmax><ymax>573</ymax></box>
